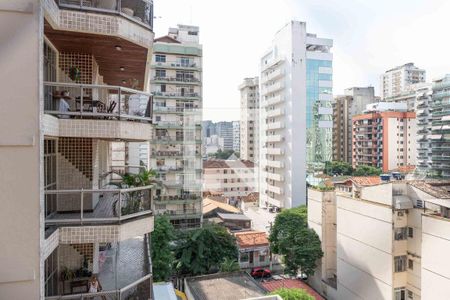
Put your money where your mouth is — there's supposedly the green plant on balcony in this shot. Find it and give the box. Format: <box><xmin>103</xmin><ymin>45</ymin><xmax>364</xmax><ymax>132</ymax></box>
<box><xmin>60</xmin><ymin>267</ymin><xmax>75</xmax><ymax>295</ymax></box>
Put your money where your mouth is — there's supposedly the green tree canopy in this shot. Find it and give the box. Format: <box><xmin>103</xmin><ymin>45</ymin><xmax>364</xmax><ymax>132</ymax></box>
<box><xmin>151</xmin><ymin>216</ymin><xmax>175</xmax><ymax>282</ymax></box>
<box><xmin>270</xmin><ymin>288</ymin><xmax>314</xmax><ymax>300</ymax></box>
<box><xmin>269</xmin><ymin>206</ymin><xmax>323</xmax><ymax>276</ymax></box>
<box><xmin>324</xmin><ymin>161</ymin><xmax>353</xmax><ymax>176</ymax></box>
<box><xmin>219</xmin><ymin>257</ymin><xmax>240</xmax><ymax>273</ymax></box>
<box><xmin>353</xmin><ymin>165</ymin><xmax>382</xmax><ymax>176</ymax></box>
<box><xmin>210</xmin><ymin>149</ymin><xmax>238</xmax><ymax>159</ymax></box>
<box><xmin>174</xmin><ymin>224</ymin><xmax>238</xmax><ymax>276</ymax></box>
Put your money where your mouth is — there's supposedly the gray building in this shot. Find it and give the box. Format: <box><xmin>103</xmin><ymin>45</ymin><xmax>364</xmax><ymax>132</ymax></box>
<box><xmin>332</xmin><ymin>87</ymin><xmax>377</xmax><ymax>163</ymax></box>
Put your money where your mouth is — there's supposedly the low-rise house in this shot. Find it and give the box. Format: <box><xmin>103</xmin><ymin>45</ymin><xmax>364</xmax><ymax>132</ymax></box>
<box><xmin>235</xmin><ymin>231</ymin><xmax>271</xmax><ymax>269</ymax></box>
<box><xmin>203</xmin><ymin>197</ymin><xmax>241</xmax><ymax>219</ymax></box>
<box><xmin>217</xmin><ymin>213</ymin><xmax>252</xmax><ymax>231</ymax></box>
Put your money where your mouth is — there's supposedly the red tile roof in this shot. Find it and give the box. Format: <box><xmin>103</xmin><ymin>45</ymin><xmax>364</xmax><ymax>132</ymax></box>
<box><xmin>234</xmin><ymin>231</ymin><xmax>269</xmax><ymax>248</ymax></box>
<box><xmin>203</xmin><ymin>159</ymin><xmax>255</xmax><ymax>169</ymax></box>
<box><xmin>350</xmin><ymin>176</ymin><xmax>382</xmax><ymax>186</ymax></box>
<box><xmin>261</xmin><ymin>279</ymin><xmax>325</xmax><ymax>300</ymax></box>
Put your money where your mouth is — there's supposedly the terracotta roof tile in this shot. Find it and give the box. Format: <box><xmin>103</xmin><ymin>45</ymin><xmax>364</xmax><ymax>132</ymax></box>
<box><xmin>203</xmin><ymin>159</ymin><xmax>255</xmax><ymax>169</ymax></box>
<box><xmin>351</xmin><ymin>176</ymin><xmax>382</xmax><ymax>186</ymax></box>
<box><xmin>234</xmin><ymin>231</ymin><xmax>269</xmax><ymax>248</ymax></box>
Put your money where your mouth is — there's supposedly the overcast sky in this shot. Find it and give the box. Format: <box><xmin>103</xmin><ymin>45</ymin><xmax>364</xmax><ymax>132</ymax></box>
<box><xmin>153</xmin><ymin>0</ymin><xmax>450</xmax><ymax>121</ymax></box>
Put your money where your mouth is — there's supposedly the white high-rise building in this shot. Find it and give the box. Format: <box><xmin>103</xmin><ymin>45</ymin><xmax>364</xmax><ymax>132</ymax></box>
<box><xmin>259</xmin><ymin>21</ymin><xmax>333</xmax><ymax>208</ymax></box>
<box><xmin>239</xmin><ymin>77</ymin><xmax>260</xmax><ymax>163</ymax></box>
<box><xmin>381</xmin><ymin>63</ymin><xmax>426</xmax><ymax>99</ymax></box>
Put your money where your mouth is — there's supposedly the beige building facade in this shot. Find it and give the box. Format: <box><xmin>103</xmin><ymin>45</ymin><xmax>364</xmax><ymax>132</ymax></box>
<box><xmin>0</xmin><ymin>1</ymin><xmax>155</xmax><ymax>298</ymax></box>
<box><xmin>308</xmin><ymin>178</ymin><xmax>450</xmax><ymax>300</ymax></box>
<box><xmin>239</xmin><ymin>77</ymin><xmax>260</xmax><ymax>163</ymax></box>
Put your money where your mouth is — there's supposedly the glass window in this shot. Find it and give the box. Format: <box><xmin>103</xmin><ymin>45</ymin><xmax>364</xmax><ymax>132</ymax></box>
<box><xmin>408</xmin><ymin>259</ymin><xmax>414</xmax><ymax>270</ymax></box>
<box><xmin>155</xmin><ymin>54</ymin><xmax>166</xmax><ymax>62</ymax></box>
<box><xmin>394</xmin><ymin>256</ymin><xmax>407</xmax><ymax>272</ymax></box>
<box><xmin>408</xmin><ymin>227</ymin><xmax>414</xmax><ymax>238</ymax></box>
<box><xmin>395</xmin><ymin>288</ymin><xmax>406</xmax><ymax>300</ymax></box>
<box><xmin>394</xmin><ymin>227</ymin><xmax>407</xmax><ymax>240</ymax></box>
<box><xmin>240</xmin><ymin>252</ymin><xmax>249</xmax><ymax>262</ymax></box>
<box><xmin>155</xmin><ymin>69</ymin><xmax>166</xmax><ymax>78</ymax></box>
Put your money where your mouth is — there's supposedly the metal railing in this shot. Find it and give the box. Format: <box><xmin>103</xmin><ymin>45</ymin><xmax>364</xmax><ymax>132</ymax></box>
<box><xmin>44</xmin><ymin>185</ymin><xmax>152</xmax><ymax>225</ymax></box>
<box><xmin>154</xmin><ymin>193</ymin><xmax>201</xmax><ymax>201</ymax></box>
<box><xmin>153</xmin><ymin>61</ymin><xmax>200</xmax><ymax>68</ymax></box>
<box><xmin>44</xmin><ymin>82</ymin><xmax>152</xmax><ymax>122</ymax></box>
<box><xmin>153</xmin><ymin>106</ymin><xmax>199</xmax><ymax>113</ymax></box>
<box><xmin>152</xmin><ymin>76</ymin><xmax>200</xmax><ymax>83</ymax></box>
<box><xmin>57</xmin><ymin>0</ymin><xmax>154</xmax><ymax>29</ymax></box>
<box><xmin>152</xmin><ymin>91</ymin><xmax>200</xmax><ymax>98</ymax></box>
<box><xmin>45</xmin><ymin>274</ymin><xmax>151</xmax><ymax>300</ymax></box>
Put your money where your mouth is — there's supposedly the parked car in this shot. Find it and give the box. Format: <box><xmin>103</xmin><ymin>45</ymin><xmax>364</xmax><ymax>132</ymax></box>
<box><xmin>296</xmin><ymin>273</ymin><xmax>308</xmax><ymax>281</ymax></box>
<box><xmin>250</xmin><ymin>267</ymin><xmax>272</xmax><ymax>278</ymax></box>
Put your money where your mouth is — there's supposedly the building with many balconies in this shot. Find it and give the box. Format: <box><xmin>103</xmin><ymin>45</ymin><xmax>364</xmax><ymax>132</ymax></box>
<box><xmin>239</xmin><ymin>77</ymin><xmax>260</xmax><ymax>163</ymax></box>
<box><xmin>352</xmin><ymin>103</ymin><xmax>417</xmax><ymax>172</ymax></box>
<box><xmin>150</xmin><ymin>25</ymin><xmax>203</xmax><ymax>229</ymax></box>
<box><xmin>333</xmin><ymin>87</ymin><xmax>377</xmax><ymax>163</ymax></box>
<box><xmin>259</xmin><ymin>21</ymin><xmax>333</xmax><ymax>208</ymax></box>
<box><xmin>381</xmin><ymin>63</ymin><xmax>426</xmax><ymax>99</ymax></box>
<box><xmin>0</xmin><ymin>1</ymin><xmax>156</xmax><ymax>298</ymax></box>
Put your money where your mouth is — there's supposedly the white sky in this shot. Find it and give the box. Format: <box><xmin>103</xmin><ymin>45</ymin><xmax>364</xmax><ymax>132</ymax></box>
<box><xmin>153</xmin><ymin>0</ymin><xmax>450</xmax><ymax>121</ymax></box>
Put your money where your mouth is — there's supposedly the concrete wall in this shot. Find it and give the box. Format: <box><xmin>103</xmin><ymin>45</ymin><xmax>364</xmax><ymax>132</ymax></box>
<box><xmin>0</xmin><ymin>1</ymin><xmax>43</xmax><ymax>298</ymax></box>
<box><xmin>421</xmin><ymin>215</ymin><xmax>450</xmax><ymax>299</ymax></box>
<box><xmin>336</xmin><ymin>195</ymin><xmax>394</xmax><ymax>299</ymax></box>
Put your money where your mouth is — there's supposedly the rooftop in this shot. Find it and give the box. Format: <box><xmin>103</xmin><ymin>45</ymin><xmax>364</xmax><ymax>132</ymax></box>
<box><xmin>408</xmin><ymin>180</ymin><xmax>450</xmax><ymax>199</ymax></box>
<box><xmin>203</xmin><ymin>159</ymin><xmax>255</xmax><ymax>169</ymax></box>
<box><xmin>217</xmin><ymin>213</ymin><xmax>251</xmax><ymax>221</ymax></box>
<box><xmin>185</xmin><ymin>272</ymin><xmax>267</xmax><ymax>300</ymax></box>
<box><xmin>350</xmin><ymin>176</ymin><xmax>382</xmax><ymax>187</ymax></box>
<box><xmin>261</xmin><ymin>278</ymin><xmax>325</xmax><ymax>300</ymax></box>
<box><xmin>234</xmin><ymin>231</ymin><xmax>269</xmax><ymax>248</ymax></box>
<box><xmin>203</xmin><ymin>198</ymin><xmax>241</xmax><ymax>215</ymax></box>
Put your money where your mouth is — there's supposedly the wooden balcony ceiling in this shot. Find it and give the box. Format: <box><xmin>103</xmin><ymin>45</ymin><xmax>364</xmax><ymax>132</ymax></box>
<box><xmin>45</xmin><ymin>21</ymin><xmax>147</xmax><ymax>89</ymax></box>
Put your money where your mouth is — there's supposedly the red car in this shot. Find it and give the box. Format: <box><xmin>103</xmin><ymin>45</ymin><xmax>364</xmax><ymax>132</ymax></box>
<box><xmin>250</xmin><ymin>267</ymin><xmax>272</xmax><ymax>278</ymax></box>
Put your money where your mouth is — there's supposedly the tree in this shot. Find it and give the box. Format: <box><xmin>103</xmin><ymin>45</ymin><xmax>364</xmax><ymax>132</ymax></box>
<box><xmin>324</xmin><ymin>161</ymin><xmax>353</xmax><ymax>176</ymax></box>
<box><xmin>270</xmin><ymin>288</ymin><xmax>314</xmax><ymax>300</ymax></box>
<box><xmin>211</xmin><ymin>149</ymin><xmax>236</xmax><ymax>159</ymax></box>
<box><xmin>151</xmin><ymin>216</ymin><xmax>175</xmax><ymax>282</ymax></box>
<box><xmin>352</xmin><ymin>165</ymin><xmax>382</xmax><ymax>176</ymax></box>
<box><xmin>269</xmin><ymin>206</ymin><xmax>323</xmax><ymax>276</ymax></box>
<box><xmin>219</xmin><ymin>257</ymin><xmax>240</xmax><ymax>273</ymax></box>
<box><xmin>174</xmin><ymin>224</ymin><xmax>238</xmax><ymax>275</ymax></box>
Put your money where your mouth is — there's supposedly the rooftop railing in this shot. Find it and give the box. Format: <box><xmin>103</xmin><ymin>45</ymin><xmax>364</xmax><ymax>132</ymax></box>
<box><xmin>44</xmin><ymin>82</ymin><xmax>152</xmax><ymax>122</ymax></box>
<box><xmin>45</xmin><ymin>185</ymin><xmax>152</xmax><ymax>225</ymax></box>
<box><xmin>57</xmin><ymin>0</ymin><xmax>154</xmax><ymax>29</ymax></box>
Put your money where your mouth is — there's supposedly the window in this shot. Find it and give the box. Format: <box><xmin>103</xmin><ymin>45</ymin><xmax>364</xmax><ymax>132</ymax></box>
<box><xmin>394</xmin><ymin>256</ymin><xmax>407</xmax><ymax>272</ymax></box>
<box><xmin>44</xmin><ymin>139</ymin><xmax>57</xmax><ymax>217</ymax></box>
<box><xmin>155</xmin><ymin>54</ymin><xmax>166</xmax><ymax>62</ymax></box>
<box><xmin>240</xmin><ymin>252</ymin><xmax>249</xmax><ymax>262</ymax></box>
<box><xmin>407</xmin><ymin>290</ymin><xmax>414</xmax><ymax>299</ymax></box>
<box><xmin>408</xmin><ymin>227</ymin><xmax>414</xmax><ymax>238</ymax></box>
<box><xmin>395</xmin><ymin>288</ymin><xmax>406</xmax><ymax>300</ymax></box>
<box><xmin>160</xmin><ymin>84</ymin><xmax>166</xmax><ymax>92</ymax></box>
<box><xmin>408</xmin><ymin>259</ymin><xmax>414</xmax><ymax>270</ymax></box>
<box><xmin>394</xmin><ymin>228</ymin><xmax>407</xmax><ymax>240</ymax></box>
<box><xmin>259</xmin><ymin>255</ymin><xmax>266</xmax><ymax>262</ymax></box>
<box><xmin>45</xmin><ymin>248</ymin><xmax>58</xmax><ymax>296</ymax></box>
<box><xmin>155</xmin><ymin>69</ymin><xmax>166</xmax><ymax>78</ymax></box>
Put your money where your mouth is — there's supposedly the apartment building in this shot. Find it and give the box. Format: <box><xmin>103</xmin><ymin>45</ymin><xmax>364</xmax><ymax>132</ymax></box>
<box><xmin>381</xmin><ymin>63</ymin><xmax>426</xmax><ymax>99</ymax></box>
<box><xmin>0</xmin><ymin>1</ymin><xmax>156</xmax><ymax>298</ymax></box>
<box><xmin>416</xmin><ymin>85</ymin><xmax>433</xmax><ymax>175</ymax></box>
<box><xmin>203</xmin><ymin>159</ymin><xmax>256</xmax><ymax>202</ymax></box>
<box><xmin>352</xmin><ymin>102</ymin><xmax>417</xmax><ymax>172</ymax></box>
<box><xmin>217</xmin><ymin>121</ymin><xmax>234</xmax><ymax>151</ymax></box>
<box><xmin>233</xmin><ymin>120</ymin><xmax>240</xmax><ymax>153</ymax></box>
<box><xmin>308</xmin><ymin>178</ymin><xmax>450</xmax><ymax>300</ymax></box>
<box><xmin>239</xmin><ymin>77</ymin><xmax>260</xmax><ymax>163</ymax></box>
<box><xmin>259</xmin><ymin>21</ymin><xmax>333</xmax><ymax>208</ymax></box>
<box><xmin>430</xmin><ymin>75</ymin><xmax>450</xmax><ymax>178</ymax></box>
<box><xmin>333</xmin><ymin>87</ymin><xmax>376</xmax><ymax>163</ymax></box>
<box><xmin>150</xmin><ymin>25</ymin><xmax>203</xmax><ymax>229</ymax></box>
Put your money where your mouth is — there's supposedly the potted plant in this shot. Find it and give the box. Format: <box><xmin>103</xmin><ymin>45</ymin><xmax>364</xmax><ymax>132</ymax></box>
<box><xmin>60</xmin><ymin>267</ymin><xmax>75</xmax><ymax>294</ymax></box>
<box><xmin>69</xmin><ymin>66</ymin><xmax>81</xmax><ymax>82</ymax></box>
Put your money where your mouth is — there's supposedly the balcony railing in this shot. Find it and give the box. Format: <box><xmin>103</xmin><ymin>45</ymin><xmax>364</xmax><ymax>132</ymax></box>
<box><xmin>154</xmin><ymin>106</ymin><xmax>199</xmax><ymax>113</ymax></box>
<box><xmin>45</xmin><ymin>185</ymin><xmax>153</xmax><ymax>225</ymax></box>
<box><xmin>57</xmin><ymin>0</ymin><xmax>154</xmax><ymax>29</ymax></box>
<box><xmin>153</xmin><ymin>61</ymin><xmax>200</xmax><ymax>69</ymax></box>
<box><xmin>152</xmin><ymin>76</ymin><xmax>200</xmax><ymax>84</ymax></box>
<box><xmin>44</xmin><ymin>82</ymin><xmax>153</xmax><ymax>122</ymax></box>
<box><xmin>152</xmin><ymin>91</ymin><xmax>200</xmax><ymax>98</ymax></box>
<box><xmin>154</xmin><ymin>193</ymin><xmax>201</xmax><ymax>202</ymax></box>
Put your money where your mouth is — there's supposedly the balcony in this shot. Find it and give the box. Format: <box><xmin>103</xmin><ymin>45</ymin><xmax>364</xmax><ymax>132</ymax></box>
<box><xmin>266</xmin><ymin>135</ymin><xmax>284</xmax><ymax>142</ymax></box>
<box><xmin>152</xmin><ymin>60</ymin><xmax>201</xmax><ymax>70</ymax></box>
<box><xmin>151</xmin><ymin>76</ymin><xmax>201</xmax><ymax>85</ymax></box>
<box><xmin>45</xmin><ymin>186</ymin><xmax>152</xmax><ymax>225</ymax></box>
<box><xmin>153</xmin><ymin>106</ymin><xmax>199</xmax><ymax>114</ymax></box>
<box><xmin>266</xmin><ymin>122</ymin><xmax>285</xmax><ymax>130</ymax></box>
<box><xmin>152</xmin><ymin>91</ymin><xmax>200</xmax><ymax>99</ymax></box>
<box><xmin>266</xmin><ymin>184</ymin><xmax>283</xmax><ymax>195</ymax></box>
<box><xmin>154</xmin><ymin>121</ymin><xmax>200</xmax><ymax>129</ymax></box>
<box><xmin>262</xmin><ymin>82</ymin><xmax>284</xmax><ymax>95</ymax></box>
<box><xmin>57</xmin><ymin>0</ymin><xmax>154</xmax><ymax>29</ymax></box>
<box><xmin>266</xmin><ymin>148</ymin><xmax>284</xmax><ymax>155</ymax></box>
<box><xmin>44</xmin><ymin>236</ymin><xmax>152</xmax><ymax>299</ymax></box>
<box><xmin>151</xmin><ymin>150</ymin><xmax>200</xmax><ymax>158</ymax></box>
<box><xmin>266</xmin><ymin>160</ymin><xmax>284</xmax><ymax>168</ymax></box>
<box><xmin>265</xmin><ymin>95</ymin><xmax>284</xmax><ymax>106</ymax></box>
<box><xmin>265</xmin><ymin>68</ymin><xmax>284</xmax><ymax>81</ymax></box>
<box><xmin>265</xmin><ymin>172</ymin><xmax>284</xmax><ymax>181</ymax></box>
<box><xmin>154</xmin><ymin>193</ymin><xmax>201</xmax><ymax>203</ymax></box>
<box><xmin>266</xmin><ymin>108</ymin><xmax>285</xmax><ymax>118</ymax></box>
<box><xmin>153</xmin><ymin>136</ymin><xmax>202</xmax><ymax>144</ymax></box>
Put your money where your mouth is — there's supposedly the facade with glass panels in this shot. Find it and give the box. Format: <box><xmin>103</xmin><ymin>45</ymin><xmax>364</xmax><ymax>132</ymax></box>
<box><xmin>259</xmin><ymin>21</ymin><xmax>333</xmax><ymax>208</ymax></box>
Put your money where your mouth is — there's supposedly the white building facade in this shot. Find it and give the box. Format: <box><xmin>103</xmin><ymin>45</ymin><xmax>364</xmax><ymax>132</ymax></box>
<box><xmin>233</xmin><ymin>120</ymin><xmax>240</xmax><ymax>153</ymax></box>
<box><xmin>381</xmin><ymin>63</ymin><xmax>426</xmax><ymax>99</ymax></box>
<box><xmin>259</xmin><ymin>21</ymin><xmax>333</xmax><ymax>208</ymax></box>
<box><xmin>239</xmin><ymin>77</ymin><xmax>260</xmax><ymax>163</ymax></box>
